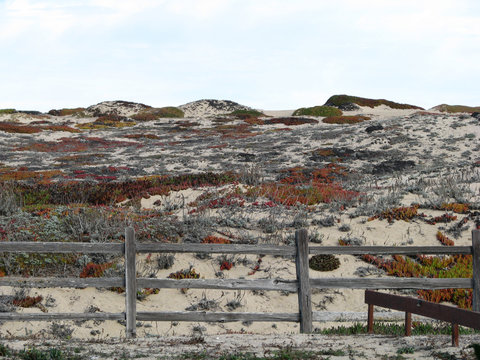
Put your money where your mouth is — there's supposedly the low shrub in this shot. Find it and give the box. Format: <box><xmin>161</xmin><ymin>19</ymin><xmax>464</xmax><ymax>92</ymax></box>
<box><xmin>48</xmin><ymin>108</ymin><xmax>86</xmax><ymax>116</ymax></box>
<box><xmin>0</xmin><ymin>109</ymin><xmax>16</xmax><ymax>114</ymax></box>
<box><xmin>229</xmin><ymin>109</ymin><xmax>264</xmax><ymax>118</ymax></box>
<box><xmin>309</xmin><ymin>254</ymin><xmax>340</xmax><ymax>271</ymax></box>
<box><xmin>0</xmin><ymin>122</ymin><xmax>42</xmax><ymax>134</ymax></box>
<box><xmin>292</xmin><ymin>105</ymin><xmax>342</xmax><ymax>117</ymax></box>
<box><xmin>325</xmin><ymin>94</ymin><xmax>423</xmax><ymax>110</ymax></box>
<box><xmin>132</xmin><ymin>106</ymin><xmax>184</xmax><ymax>120</ymax></box>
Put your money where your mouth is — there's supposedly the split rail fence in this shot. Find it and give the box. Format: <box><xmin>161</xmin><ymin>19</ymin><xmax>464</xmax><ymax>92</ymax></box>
<box><xmin>0</xmin><ymin>228</ymin><xmax>479</xmax><ymax>338</ymax></box>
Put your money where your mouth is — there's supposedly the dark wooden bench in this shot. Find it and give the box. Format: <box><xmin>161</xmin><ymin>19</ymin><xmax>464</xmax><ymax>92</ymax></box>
<box><xmin>365</xmin><ymin>290</ymin><xmax>480</xmax><ymax>346</ymax></box>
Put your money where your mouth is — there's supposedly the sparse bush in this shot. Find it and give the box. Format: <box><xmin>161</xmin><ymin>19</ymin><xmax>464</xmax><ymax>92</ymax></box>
<box><xmin>339</xmin><ymin>235</ymin><xmax>365</xmax><ymax>246</ymax></box>
<box><xmin>312</xmin><ymin>216</ymin><xmax>335</xmax><ymax>227</ymax></box>
<box><xmin>185</xmin><ymin>292</ymin><xmax>219</xmax><ymax>311</ymax></box>
<box><xmin>157</xmin><ymin>254</ymin><xmax>175</xmax><ymax>269</ymax></box>
<box><xmin>0</xmin><ymin>182</ymin><xmax>21</xmax><ymax>216</ymax></box>
<box><xmin>225</xmin><ymin>292</ymin><xmax>245</xmax><ymax>311</ymax></box>
<box><xmin>258</xmin><ymin>214</ymin><xmax>282</xmax><ymax>234</ymax></box>
<box><xmin>50</xmin><ymin>322</ymin><xmax>74</xmax><ymax>340</ymax></box>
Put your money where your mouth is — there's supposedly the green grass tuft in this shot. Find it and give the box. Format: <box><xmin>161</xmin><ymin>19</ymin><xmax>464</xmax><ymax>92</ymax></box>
<box><xmin>317</xmin><ymin>322</ymin><xmax>480</xmax><ymax>336</ymax></box>
<box><xmin>292</xmin><ymin>106</ymin><xmax>342</xmax><ymax>117</ymax></box>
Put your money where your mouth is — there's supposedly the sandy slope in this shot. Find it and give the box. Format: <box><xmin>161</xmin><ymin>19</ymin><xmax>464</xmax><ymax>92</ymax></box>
<box><xmin>0</xmin><ymin>103</ymin><xmax>479</xmax><ymax>357</ymax></box>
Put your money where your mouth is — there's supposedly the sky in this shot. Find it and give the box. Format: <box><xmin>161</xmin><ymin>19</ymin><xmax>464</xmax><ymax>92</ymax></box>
<box><xmin>0</xmin><ymin>0</ymin><xmax>479</xmax><ymax>112</ymax></box>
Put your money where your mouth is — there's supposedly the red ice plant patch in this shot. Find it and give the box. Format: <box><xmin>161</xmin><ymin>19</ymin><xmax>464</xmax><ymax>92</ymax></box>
<box><xmin>202</xmin><ymin>236</ymin><xmax>231</xmax><ymax>244</ymax></box>
<box><xmin>13</xmin><ymin>296</ymin><xmax>43</xmax><ymax>308</ymax></box>
<box><xmin>79</xmin><ymin>262</ymin><xmax>114</xmax><ymax>278</ymax></box>
<box><xmin>247</xmin><ymin>164</ymin><xmax>358</xmax><ymax>206</ymax></box>
<box><xmin>353</xmin><ymin>232</ymin><xmax>473</xmax><ymax>309</ymax></box>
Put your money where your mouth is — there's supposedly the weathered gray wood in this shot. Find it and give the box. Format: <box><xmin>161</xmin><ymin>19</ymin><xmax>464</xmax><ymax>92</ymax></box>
<box><xmin>295</xmin><ymin>229</ymin><xmax>312</xmax><ymax>333</ymax></box>
<box><xmin>472</xmin><ymin>230</ymin><xmax>480</xmax><ymax>312</ymax></box>
<box><xmin>137</xmin><ymin>278</ymin><xmax>298</xmax><ymax>292</ymax></box>
<box><xmin>0</xmin><ymin>312</ymin><xmax>124</xmax><ymax>321</ymax></box>
<box><xmin>310</xmin><ymin>277</ymin><xmax>472</xmax><ymax>289</ymax></box>
<box><xmin>0</xmin><ymin>241</ymin><xmax>470</xmax><ymax>256</ymax></box>
<box><xmin>136</xmin><ymin>311</ymin><xmax>299</xmax><ymax>322</ymax></box>
<box><xmin>0</xmin><ymin>277</ymin><xmax>124</xmax><ymax>288</ymax></box>
<box><xmin>125</xmin><ymin>227</ymin><xmax>136</xmax><ymax>339</ymax></box>
<box><xmin>136</xmin><ymin>243</ymin><xmax>296</xmax><ymax>255</ymax></box>
<box><xmin>309</xmin><ymin>246</ymin><xmax>472</xmax><ymax>255</ymax></box>
<box><xmin>0</xmin><ymin>242</ymin><xmax>123</xmax><ymax>254</ymax></box>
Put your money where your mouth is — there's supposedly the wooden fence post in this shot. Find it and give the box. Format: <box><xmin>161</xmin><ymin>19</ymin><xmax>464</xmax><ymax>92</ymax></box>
<box><xmin>405</xmin><ymin>312</ymin><xmax>412</xmax><ymax>336</ymax></box>
<box><xmin>367</xmin><ymin>304</ymin><xmax>374</xmax><ymax>333</ymax></box>
<box><xmin>472</xmin><ymin>230</ymin><xmax>480</xmax><ymax>312</ymax></box>
<box><xmin>295</xmin><ymin>229</ymin><xmax>312</xmax><ymax>333</ymax></box>
<box><xmin>125</xmin><ymin>227</ymin><xmax>137</xmax><ymax>338</ymax></box>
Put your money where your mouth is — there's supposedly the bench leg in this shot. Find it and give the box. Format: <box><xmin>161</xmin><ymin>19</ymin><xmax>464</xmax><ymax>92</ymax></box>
<box><xmin>367</xmin><ymin>304</ymin><xmax>374</xmax><ymax>333</ymax></box>
<box><xmin>405</xmin><ymin>312</ymin><xmax>412</xmax><ymax>336</ymax></box>
<box><xmin>452</xmin><ymin>323</ymin><xmax>459</xmax><ymax>347</ymax></box>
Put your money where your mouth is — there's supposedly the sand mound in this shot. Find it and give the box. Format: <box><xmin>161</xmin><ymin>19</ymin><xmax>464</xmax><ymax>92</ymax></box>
<box><xmin>179</xmin><ymin>99</ymin><xmax>252</xmax><ymax>117</ymax></box>
<box><xmin>430</xmin><ymin>104</ymin><xmax>480</xmax><ymax>113</ymax></box>
<box><xmin>85</xmin><ymin>100</ymin><xmax>152</xmax><ymax>117</ymax></box>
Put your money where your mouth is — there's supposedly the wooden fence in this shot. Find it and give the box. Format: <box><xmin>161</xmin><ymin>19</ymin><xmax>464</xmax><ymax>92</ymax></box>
<box><xmin>0</xmin><ymin>228</ymin><xmax>479</xmax><ymax>338</ymax></box>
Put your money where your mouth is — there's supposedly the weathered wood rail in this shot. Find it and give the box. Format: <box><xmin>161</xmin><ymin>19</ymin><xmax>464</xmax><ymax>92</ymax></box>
<box><xmin>0</xmin><ymin>228</ymin><xmax>478</xmax><ymax>339</ymax></box>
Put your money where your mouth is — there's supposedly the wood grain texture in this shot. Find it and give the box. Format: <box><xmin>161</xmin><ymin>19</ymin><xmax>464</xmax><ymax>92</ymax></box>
<box><xmin>136</xmin><ymin>311</ymin><xmax>299</xmax><ymax>322</ymax></box>
<box><xmin>136</xmin><ymin>243</ymin><xmax>296</xmax><ymax>255</ymax></box>
<box><xmin>310</xmin><ymin>245</ymin><xmax>472</xmax><ymax>255</ymax></box>
<box><xmin>137</xmin><ymin>278</ymin><xmax>298</xmax><ymax>292</ymax></box>
<box><xmin>311</xmin><ymin>277</ymin><xmax>472</xmax><ymax>289</ymax></box>
<box><xmin>0</xmin><ymin>313</ymin><xmax>124</xmax><ymax>321</ymax></box>
<box><xmin>0</xmin><ymin>242</ymin><xmax>123</xmax><ymax>254</ymax></box>
<box><xmin>0</xmin><ymin>277</ymin><xmax>123</xmax><ymax>288</ymax></box>
<box><xmin>125</xmin><ymin>227</ymin><xmax>137</xmax><ymax>339</ymax></box>
<box><xmin>295</xmin><ymin>229</ymin><xmax>312</xmax><ymax>333</ymax></box>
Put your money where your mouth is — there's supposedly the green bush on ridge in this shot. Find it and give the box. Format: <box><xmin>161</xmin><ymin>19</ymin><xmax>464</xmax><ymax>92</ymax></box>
<box><xmin>292</xmin><ymin>105</ymin><xmax>342</xmax><ymax>117</ymax></box>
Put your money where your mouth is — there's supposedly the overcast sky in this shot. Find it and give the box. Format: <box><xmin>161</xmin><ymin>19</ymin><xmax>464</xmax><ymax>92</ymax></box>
<box><xmin>1</xmin><ymin>0</ymin><xmax>479</xmax><ymax>111</ymax></box>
